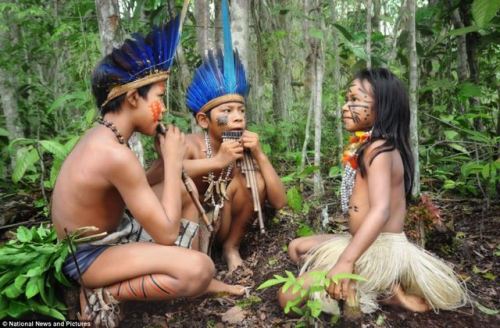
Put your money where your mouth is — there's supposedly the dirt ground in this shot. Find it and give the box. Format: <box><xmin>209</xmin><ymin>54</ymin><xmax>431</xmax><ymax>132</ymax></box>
<box><xmin>1</xmin><ymin>192</ymin><xmax>498</xmax><ymax>327</ymax></box>
<box><xmin>117</xmin><ymin>196</ymin><xmax>499</xmax><ymax>328</ymax></box>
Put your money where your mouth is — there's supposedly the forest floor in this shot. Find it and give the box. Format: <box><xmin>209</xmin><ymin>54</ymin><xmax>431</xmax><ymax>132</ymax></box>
<box><xmin>1</xmin><ymin>192</ymin><xmax>498</xmax><ymax>327</ymax></box>
<box><xmin>118</xmin><ymin>195</ymin><xmax>499</xmax><ymax>328</ymax></box>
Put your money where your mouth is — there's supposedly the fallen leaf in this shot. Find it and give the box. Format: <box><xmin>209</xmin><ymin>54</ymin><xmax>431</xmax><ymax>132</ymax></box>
<box><xmin>221</xmin><ymin>305</ymin><xmax>247</xmax><ymax>324</ymax></box>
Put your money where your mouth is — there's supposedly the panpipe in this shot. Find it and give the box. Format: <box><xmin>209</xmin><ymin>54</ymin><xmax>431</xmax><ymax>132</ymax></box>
<box><xmin>222</xmin><ymin>131</ymin><xmax>265</xmax><ymax>234</ymax></box>
<box><xmin>156</xmin><ymin>124</ymin><xmax>213</xmax><ymax>232</ymax></box>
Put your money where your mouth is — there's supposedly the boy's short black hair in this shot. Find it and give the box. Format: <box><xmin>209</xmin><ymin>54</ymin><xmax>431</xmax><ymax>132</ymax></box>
<box><xmin>91</xmin><ymin>56</ymin><xmax>154</xmax><ymax>116</ymax></box>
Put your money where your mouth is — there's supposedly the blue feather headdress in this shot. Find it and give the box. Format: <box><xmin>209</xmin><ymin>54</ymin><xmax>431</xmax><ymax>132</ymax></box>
<box><xmin>100</xmin><ymin>16</ymin><xmax>181</xmax><ymax>108</ymax></box>
<box><xmin>186</xmin><ymin>0</ymin><xmax>248</xmax><ymax>114</ymax></box>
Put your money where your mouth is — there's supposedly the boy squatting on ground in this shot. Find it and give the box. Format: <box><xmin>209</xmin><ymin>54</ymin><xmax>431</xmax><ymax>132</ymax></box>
<box><xmin>278</xmin><ymin>68</ymin><xmax>467</xmax><ymax>315</ymax></box>
<box><xmin>51</xmin><ymin>17</ymin><xmax>243</xmax><ymax>327</ymax></box>
<box><xmin>150</xmin><ymin>50</ymin><xmax>287</xmax><ymax>272</ymax></box>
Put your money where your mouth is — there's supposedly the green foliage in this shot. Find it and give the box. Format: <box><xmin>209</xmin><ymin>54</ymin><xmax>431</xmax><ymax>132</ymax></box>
<box><xmin>258</xmin><ymin>270</ymin><xmax>366</xmax><ymax>326</ymax></box>
<box><xmin>471</xmin><ymin>0</ymin><xmax>500</xmax><ymax>28</ymax></box>
<box><xmin>0</xmin><ymin>224</ymin><xmax>75</xmax><ymax>320</ymax></box>
<box><xmin>1</xmin><ymin>0</ymin><xmax>499</xmax><ymax>209</ymax></box>
<box><xmin>9</xmin><ymin>135</ymin><xmax>80</xmax><ymax>196</ymax></box>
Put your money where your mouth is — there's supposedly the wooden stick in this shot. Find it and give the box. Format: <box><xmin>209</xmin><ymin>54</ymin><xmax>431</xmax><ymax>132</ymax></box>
<box><xmin>157</xmin><ymin>124</ymin><xmax>213</xmax><ymax>232</ymax></box>
<box><xmin>64</xmin><ymin>228</ymin><xmax>91</xmax><ymax>311</ymax></box>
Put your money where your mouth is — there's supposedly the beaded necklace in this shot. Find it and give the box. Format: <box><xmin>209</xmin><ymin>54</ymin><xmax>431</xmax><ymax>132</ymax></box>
<box><xmin>97</xmin><ymin>117</ymin><xmax>129</xmax><ymax>147</ymax></box>
<box><xmin>203</xmin><ymin>131</ymin><xmax>234</xmax><ymax>218</ymax></box>
<box><xmin>340</xmin><ymin>130</ymin><xmax>371</xmax><ymax>214</ymax></box>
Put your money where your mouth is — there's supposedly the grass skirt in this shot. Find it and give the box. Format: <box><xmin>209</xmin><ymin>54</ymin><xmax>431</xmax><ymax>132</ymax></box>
<box><xmin>299</xmin><ymin>232</ymin><xmax>468</xmax><ymax>314</ymax></box>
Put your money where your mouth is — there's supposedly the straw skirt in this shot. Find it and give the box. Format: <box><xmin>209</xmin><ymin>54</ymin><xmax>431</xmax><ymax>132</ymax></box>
<box><xmin>300</xmin><ymin>232</ymin><xmax>468</xmax><ymax>314</ymax></box>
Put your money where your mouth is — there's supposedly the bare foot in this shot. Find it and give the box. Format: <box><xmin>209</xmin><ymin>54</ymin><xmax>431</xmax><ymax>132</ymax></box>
<box><xmin>383</xmin><ymin>285</ymin><xmax>431</xmax><ymax>312</ymax></box>
<box><xmin>206</xmin><ymin>279</ymin><xmax>247</xmax><ymax>296</ymax></box>
<box><xmin>223</xmin><ymin>246</ymin><xmax>243</xmax><ymax>272</ymax></box>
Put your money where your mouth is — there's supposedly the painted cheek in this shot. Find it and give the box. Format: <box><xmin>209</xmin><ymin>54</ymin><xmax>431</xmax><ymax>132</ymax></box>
<box><xmin>150</xmin><ymin>101</ymin><xmax>162</xmax><ymax>121</ymax></box>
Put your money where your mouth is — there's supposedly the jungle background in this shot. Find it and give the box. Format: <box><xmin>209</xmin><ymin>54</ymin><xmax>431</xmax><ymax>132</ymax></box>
<box><xmin>0</xmin><ymin>0</ymin><xmax>498</xmax><ymax>326</ymax></box>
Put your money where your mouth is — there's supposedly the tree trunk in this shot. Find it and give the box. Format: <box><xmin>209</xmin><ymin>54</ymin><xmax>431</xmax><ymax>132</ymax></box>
<box><xmin>365</xmin><ymin>0</ymin><xmax>372</xmax><ymax>68</ymax></box>
<box><xmin>269</xmin><ymin>0</ymin><xmax>292</xmax><ymax>121</ymax></box>
<box><xmin>372</xmin><ymin>0</ymin><xmax>381</xmax><ymax>33</ymax></box>
<box><xmin>387</xmin><ymin>0</ymin><xmax>407</xmax><ymax>66</ymax></box>
<box><xmin>230</xmin><ymin>0</ymin><xmax>249</xmax><ymax>71</ymax></box>
<box><xmin>330</xmin><ymin>0</ymin><xmax>344</xmax><ymax>157</ymax></box>
<box><xmin>0</xmin><ymin>70</ymin><xmax>23</xmax><ymax>169</ymax></box>
<box><xmin>0</xmin><ymin>11</ymin><xmax>24</xmax><ymax>170</ymax></box>
<box><xmin>304</xmin><ymin>0</ymin><xmax>325</xmax><ymax>197</ymax></box>
<box><xmin>214</xmin><ymin>0</ymin><xmax>223</xmax><ymax>50</ymax></box>
<box><xmin>95</xmin><ymin>0</ymin><xmax>144</xmax><ymax>165</ymax></box>
<box><xmin>194</xmin><ymin>0</ymin><xmax>211</xmax><ymax>56</ymax></box>
<box><xmin>248</xmin><ymin>0</ymin><xmax>264</xmax><ymax>124</ymax></box>
<box><xmin>313</xmin><ymin>42</ymin><xmax>325</xmax><ymax>197</ymax></box>
<box><xmin>408</xmin><ymin>0</ymin><xmax>420</xmax><ymax>197</ymax></box>
<box><xmin>459</xmin><ymin>2</ymin><xmax>481</xmax><ymax>128</ymax></box>
<box><xmin>95</xmin><ymin>0</ymin><xmax>121</xmax><ymax>56</ymax></box>
<box><xmin>450</xmin><ymin>8</ymin><xmax>469</xmax><ymax>82</ymax></box>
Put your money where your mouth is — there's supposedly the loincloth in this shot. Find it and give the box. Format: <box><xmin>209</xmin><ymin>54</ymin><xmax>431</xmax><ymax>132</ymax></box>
<box><xmin>63</xmin><ymin>244</ymin><xmax>110</xmax><ymax>281</ymax></box>
<box><xmin>300</xmin><ymin>232</ymin><xmax>468</xmax><ymax>314</ymax></box>
<box><xmin>63</xmin><ymin>214</ymin><xmax>200</xmax><ymax>282</ymax></box>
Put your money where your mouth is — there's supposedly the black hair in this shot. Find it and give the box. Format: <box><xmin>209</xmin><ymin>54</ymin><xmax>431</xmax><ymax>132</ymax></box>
<box><xmin>91</xmin><ymin>56</ymin><xmax>154</xmax><ymax>116</ymax></box>
<box><xmin>355</xmin><ymin>68</ymin><xmax>415</xmax><ymax>197</ymax></box>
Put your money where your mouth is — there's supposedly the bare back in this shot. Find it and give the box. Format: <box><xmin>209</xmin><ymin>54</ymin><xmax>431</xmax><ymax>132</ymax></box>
<box><xmin>52</xmin><ymin>127</ymin><xmax>133</xmax><ymax>239</ymax></box>
<box><xmin>348</xmin><ymin>143</ymin><xmax>406</xmax><ymax>234</ymax></box>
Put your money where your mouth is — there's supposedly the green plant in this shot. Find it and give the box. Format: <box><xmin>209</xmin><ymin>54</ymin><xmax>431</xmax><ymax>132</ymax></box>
<box><xmin>0</xmin><ymin>224</ymin><xmax>99</xmax><ymax>320</ymax></box>
<box><xmin>258</xmin><ymin>270</ymin><xmax>365</xmax><ymax>327</ymax></box>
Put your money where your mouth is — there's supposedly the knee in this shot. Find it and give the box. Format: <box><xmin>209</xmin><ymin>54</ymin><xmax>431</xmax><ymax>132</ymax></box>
<box><xmin>180</xmin><ymin>253</ymin><xmax>214</xmax><ymax>294</ymax></box>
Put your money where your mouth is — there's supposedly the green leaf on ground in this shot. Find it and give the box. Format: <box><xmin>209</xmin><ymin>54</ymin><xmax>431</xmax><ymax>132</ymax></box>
<box><xmin>474</xmin><ymin>301</ymin><xmax>499</xmax><ymax>315</ymax></box>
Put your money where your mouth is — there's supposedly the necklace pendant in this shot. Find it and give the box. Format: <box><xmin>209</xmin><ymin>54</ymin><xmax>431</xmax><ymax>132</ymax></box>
<box><xmin>213</xmin><ymin>204</ymin><xmax>221</xmax><ymax>224</ymax></box>
<box><xmin>204</xmin><ymin>180</ymin><xmax>214</xmax><ymax>202</ymax></box>
<box><xmin>215</xmin><ymin>180</ymin><xmax>221</xmax><ymax>197</ymax></box>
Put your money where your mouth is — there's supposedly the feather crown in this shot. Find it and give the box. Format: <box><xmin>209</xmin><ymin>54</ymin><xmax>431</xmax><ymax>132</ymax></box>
<box><xmin>99</xmin><ymin>15</ymin><xmax>181</xmax><ymax>108</ymax></box>
<box><xmin>186</xmin><ymin>0</ymin><xmax>248</xmax><ymax>114</ymax></box>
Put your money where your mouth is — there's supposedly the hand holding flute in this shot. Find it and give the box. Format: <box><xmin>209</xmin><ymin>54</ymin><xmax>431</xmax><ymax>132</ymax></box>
<box><xmin>222</xmin><ymin>130</ymin><xmax>266</xmax><ymax>234</ymax></box>
<box><xmin>156</xmin><ymin>123</ymin><xmax>213</xmax><ymax>232</ymax></box>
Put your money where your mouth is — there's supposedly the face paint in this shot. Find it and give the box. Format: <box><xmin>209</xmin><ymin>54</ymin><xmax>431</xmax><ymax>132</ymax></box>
<box><xmin>342</xmin><ymin>79</ymin><xmax>375</xmax><ymax>131</ymax></box>
<box><xmin>150</xmin><ymin>100</ymin><xmax>162</xmax><ymax>121</ymax></box>
<box><xmin>216</xmin><ymin>115</ymin><xmax>228</xmax><ymax>126</ymax></box>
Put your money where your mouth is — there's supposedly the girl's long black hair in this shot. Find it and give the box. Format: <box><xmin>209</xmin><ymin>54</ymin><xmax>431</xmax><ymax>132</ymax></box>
<box><xmin>355</xmin><ymin>68</ymin><xmax>415</xmax><ymax>197</ymax></box>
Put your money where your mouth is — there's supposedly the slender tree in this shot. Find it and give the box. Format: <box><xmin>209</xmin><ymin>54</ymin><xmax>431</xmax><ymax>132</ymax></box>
<box><xmin>329</xmin><ymin>0</ymin><xmax>343</xmax><ymax>156</ymax></box>
<box><xmin>0</xmin><ymin>11</ymin><xmax>24</xmax><ymax>169</ymax></box>
<box><xmin>267</xmin><ymin>0</ymin><xmax>293</xmax><ymax>121</ymax></box>
<box><xmin>408</xmin><ymin>0</ymin><xmax>420</xmax><ymax>196</ymax></box>
<box><xmin>194</xmin><ymin>0</ymin><xmax>211</xmax><ymax>56</ymax></box>
<box><xmin>230</xmin><ymin>0</ymin><xmax>249</xmax><ymax>71</ymax></box>
<box><xmin>248</xmin><ymin>0</ymin><xmax>265</xmax><ymax>124</ymax></box>
<box><xmin>304</xmin><ymin>0</ymin><xmax>325</xmax><ymax>196</ymax></box>
<box><xmin>365</xmin><ymin>0</ymin><xmax>372</xmax><ymax>68</ymax></box>
<box><xmin>387</xmin><ymin>0</ymin><xmax>407</xmax><ymax>66</ymax></box>
<box><xmin>450</xmin><ymin>7</ymin><xmax>470</xmax><ymax>82</ymax></box>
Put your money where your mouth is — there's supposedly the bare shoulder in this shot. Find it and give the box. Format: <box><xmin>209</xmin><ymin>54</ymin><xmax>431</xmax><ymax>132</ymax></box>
<box><xmin>185</xmin><ymin>132</ymin><xmax>205</xmax><ymax>159</ymax></box>
<box><xmin>363</xmin><ymin>139</ymin><xmax>396</xmax><ymax>166</ymax></box>
<box><xmin>105</xmin><ymin>144</ymin><xmax>142</xmax><ymax>172</ymax></box>
<box><xmin>79</xmin><ymin>136</ymin><xmax>144</xmax><ymax>181</ymax></box>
